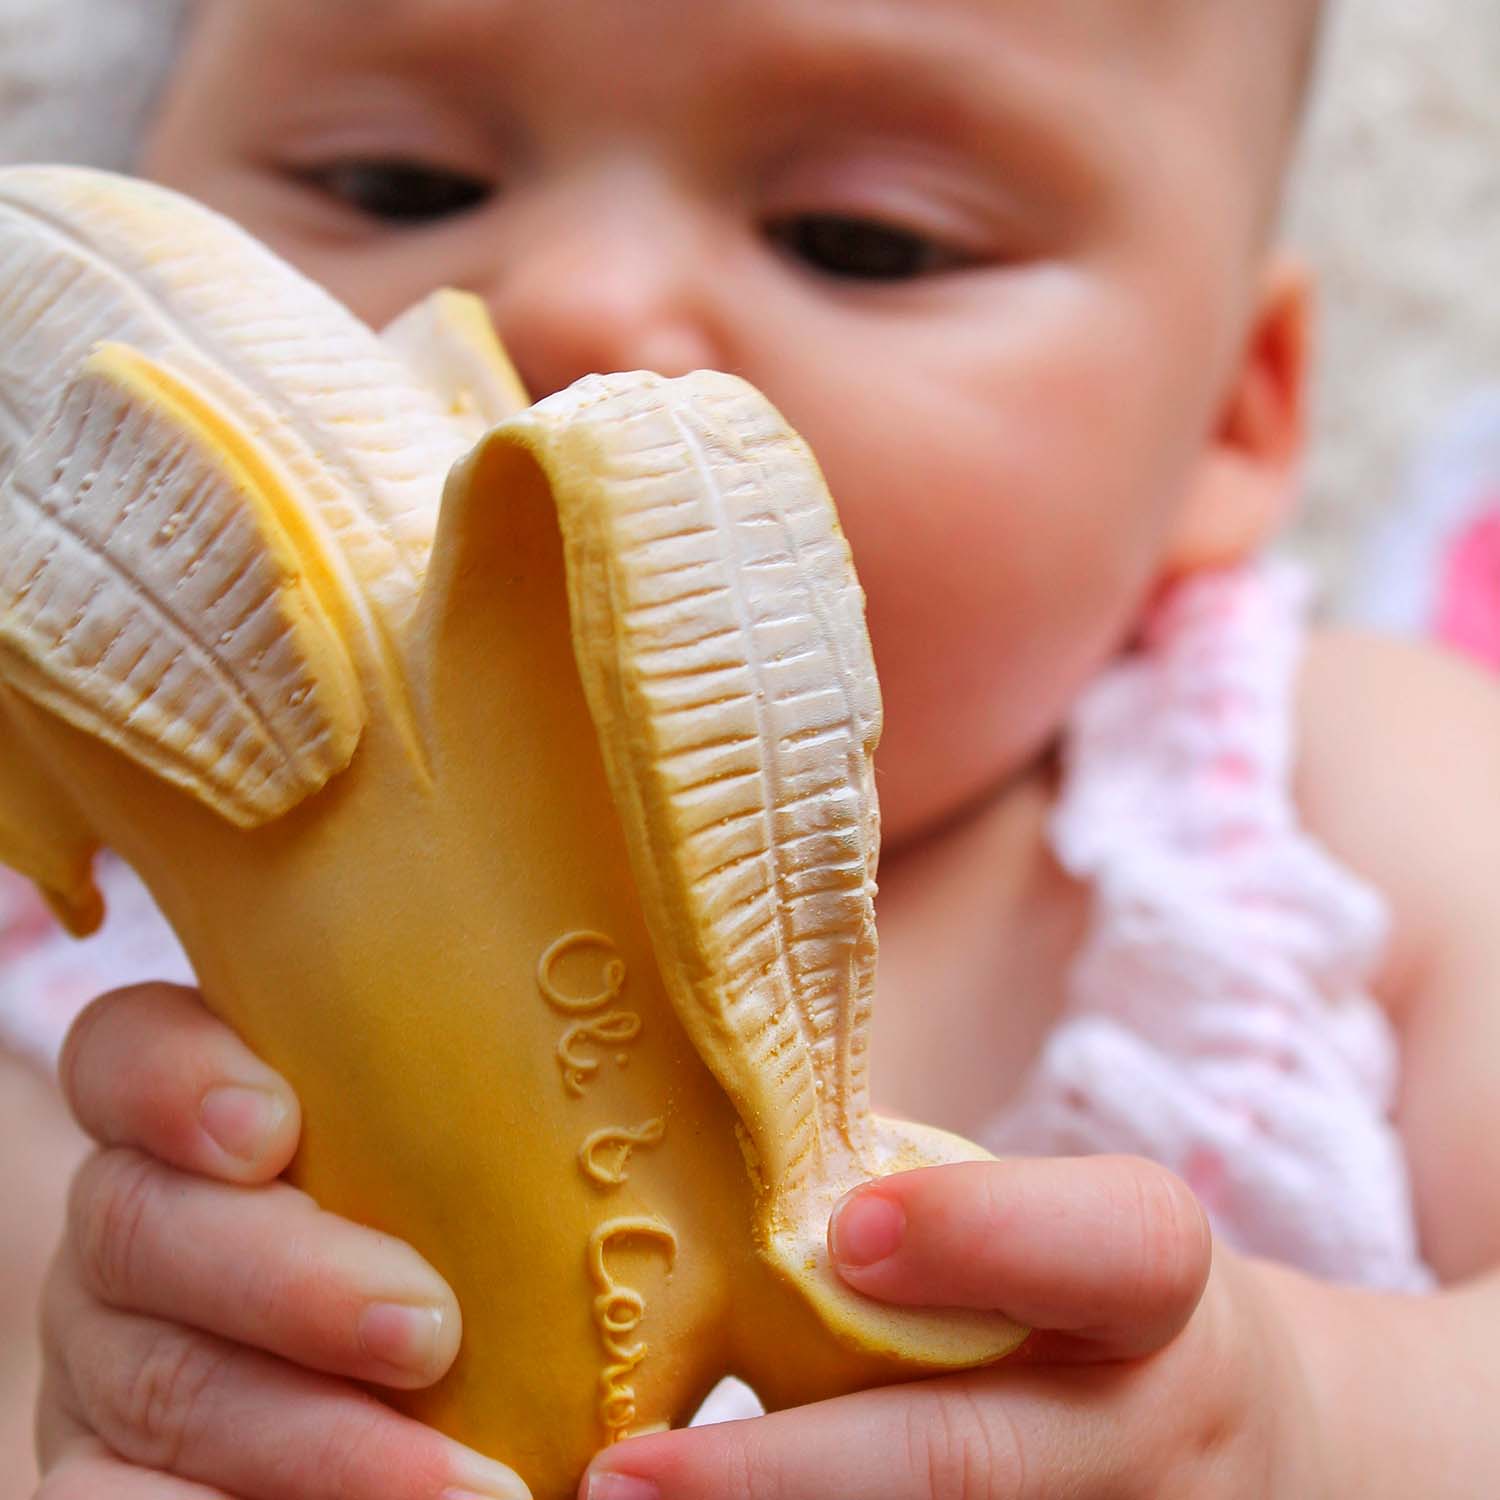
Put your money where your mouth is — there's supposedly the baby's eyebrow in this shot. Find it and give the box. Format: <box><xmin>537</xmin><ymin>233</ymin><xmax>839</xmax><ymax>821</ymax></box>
<box><xmin>288</xmin><ymin>0</ymin><xmax>518</xmax><ymax>48</ymax></box>
<box><xmin>729</xmin><ymin>0</ymin><xmax>1130</xmax><ymax>186</ymax></box>
<box><xmin>317</xmin><ymin>0</ymin><xmax>460</xmax><ymax>18</ymax></box>
<box><xmin>736</xmin><ymin>0</ymin><xmax>1162</xmax><ymax>125</ymax></box>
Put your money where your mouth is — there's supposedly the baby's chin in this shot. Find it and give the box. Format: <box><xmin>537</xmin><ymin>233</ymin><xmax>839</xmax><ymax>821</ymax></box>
<box><xmin>873</xmin><ymin>720</ymin><xmax>1060</xmax><ymax>858</ymax></box>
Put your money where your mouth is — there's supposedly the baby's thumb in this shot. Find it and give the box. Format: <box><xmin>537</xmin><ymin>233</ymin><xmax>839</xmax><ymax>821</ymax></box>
<box><xmin>828</xmin><ymin>1154</ymin><xmax>1212</xmax><ymax>1362</ymax></box>
<box><xmin>60</xmin><ymin>982</ymin><xmax>300</xmax><ymax>1183</ymax></box>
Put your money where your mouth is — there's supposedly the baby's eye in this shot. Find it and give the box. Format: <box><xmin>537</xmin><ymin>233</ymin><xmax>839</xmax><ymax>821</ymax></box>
<box><xmin>766</xmin><ymin>213</ymin><xmax>968</xmax><ymax>282</ymax></box>
<box><xmin>299</xmin><ymin>159</ymin><xmax>494</xmax><ymax>226</ymax></box>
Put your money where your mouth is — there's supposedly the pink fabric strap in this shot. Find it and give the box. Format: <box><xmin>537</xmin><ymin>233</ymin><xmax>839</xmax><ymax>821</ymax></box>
<box><xmin>984</xmin><ymin>562</ymin><xmax>1431</xmax><ymax>1292</ymax></box>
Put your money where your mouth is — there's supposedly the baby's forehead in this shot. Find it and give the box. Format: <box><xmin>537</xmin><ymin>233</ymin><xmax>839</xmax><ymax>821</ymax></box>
<box><xmin>204</xmin><ymin>0</ymin><xmax>1309</xmax><ymax>71</ymax></box>
<box><xmin>193</xmin><ymin>0</ymin><xmax>1315</xmax><ymax>118</ymax></box>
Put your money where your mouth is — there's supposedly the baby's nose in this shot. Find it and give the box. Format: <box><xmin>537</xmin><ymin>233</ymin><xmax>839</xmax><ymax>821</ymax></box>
<box><xmin>486</xmin><ymin>174</ymin><xmax>723</xmax><ymax>400</ymax></box>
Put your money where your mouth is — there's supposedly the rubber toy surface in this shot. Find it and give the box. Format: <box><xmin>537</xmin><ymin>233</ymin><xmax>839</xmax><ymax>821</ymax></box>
<box><xmin>0</xmin><ymin>167</ymin><xmax>1025</xmax><ymax>1498</ymax></box>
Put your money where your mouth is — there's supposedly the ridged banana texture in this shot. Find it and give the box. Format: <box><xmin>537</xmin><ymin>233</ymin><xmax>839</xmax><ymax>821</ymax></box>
<box><xmin>0</xmin><ymin>166</ymin><xmax>1025</xmax><ymax>1500</ymax></box>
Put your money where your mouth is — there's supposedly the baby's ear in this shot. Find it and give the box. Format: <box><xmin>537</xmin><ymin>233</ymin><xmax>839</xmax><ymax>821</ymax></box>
<box><xmin>1161</xmin><ymin>255</ymin><xmax>1312</xmax><ymax>575</ymax></box>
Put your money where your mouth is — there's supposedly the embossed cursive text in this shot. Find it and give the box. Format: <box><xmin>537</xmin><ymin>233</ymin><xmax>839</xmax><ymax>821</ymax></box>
<box><xmin>588</xmin><ymin>1217</ymin><xmax>679</xmax><ymax>1443</ymax></box>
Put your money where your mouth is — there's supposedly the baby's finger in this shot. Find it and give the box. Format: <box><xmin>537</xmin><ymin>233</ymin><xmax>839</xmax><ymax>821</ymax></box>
<box><xmin>829</xmin><ymin>1155</ymin><xmax>1212</xmax><ymax>1361</ymax></box>
<box><xmin>48</xmin><ymin>1278</ymin><xmax>529</xmax><ymax>1500</ymax></box>
<box><xmin>583</xmin><ymin>1369</ymin><xmax>1146</xmax><ymax>1500</ymax></box>
<box><xmin>60</xmin><ymin>983</ymin><xmax>299</xmax><ymax>1182</ymax></box>
<box><xmin>67</xmin><ymin>1149</ymin><xmax>460</xmax><ymax>1389</ymax></box>
<box><xmin>38</xmin><ymin>1364</ymin><xmax>240</xmax><ymax>1496</ymax></box>
<box><xmin>39</xmin><ymin>1432</ymin><xmax>240</xmax><ymax>1500</ymax></box>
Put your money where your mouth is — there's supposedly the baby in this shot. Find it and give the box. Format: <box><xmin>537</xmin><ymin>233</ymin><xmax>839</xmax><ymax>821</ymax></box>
<box><xmin>25</xmin><ymin>0</ymin><xmax>1500</xmax><ymax>1496</ymax></box>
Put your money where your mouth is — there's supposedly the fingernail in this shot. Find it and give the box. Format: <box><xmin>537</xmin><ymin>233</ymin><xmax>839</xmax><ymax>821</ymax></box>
<box><xmin>199</xmin><ymin>1085</ymin><xmax>287</xmax><ymax>1163</ymax></box>
<box><xmin>359</xmin><ymin>1301</ymin><xmax>446</xmax><ymax>1376</ymax></box>
<box><xmin>830</xmin><ymin>1190</ymin><xmax>906</xmax><ymax>1269</ymax></box>
<box><xmin>444</xmin><ymin>1449</ymin><xmax>533</xmax><ymax>1500</ymax></box>
<box><xmin>583</xmin><ymin>1473</ymin><xmax>660</xmax><ymax>1500</ymax></box>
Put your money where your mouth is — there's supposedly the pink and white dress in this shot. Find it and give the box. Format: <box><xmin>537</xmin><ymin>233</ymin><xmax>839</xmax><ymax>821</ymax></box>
<box><xmin>985</xmin><ymin>561</ymin><xmax>1431</xmax><ymax>1292</ymax></box>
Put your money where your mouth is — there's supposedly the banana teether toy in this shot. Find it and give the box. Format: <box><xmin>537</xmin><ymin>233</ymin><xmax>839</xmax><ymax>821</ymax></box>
<box><xmin>0</xmin><ymin>167</ymin><xmax>1024</xmax><ymax>1499</ymax></box>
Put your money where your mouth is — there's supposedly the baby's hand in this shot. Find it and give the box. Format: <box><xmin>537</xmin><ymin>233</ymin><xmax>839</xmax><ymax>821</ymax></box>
<box><xmin>584</xmin><ymin>1157</ymin><xmax>1325</xmax><ymax>1499</ymax></box>
<box><xmin>35</xmin><ymin>983</ymin><xmax>531</xmax><ymax>1500</ymax></box>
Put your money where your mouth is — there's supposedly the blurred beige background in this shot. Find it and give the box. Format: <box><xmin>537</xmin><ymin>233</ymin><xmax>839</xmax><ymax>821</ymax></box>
<box><xmin>0</xmin><ymin>2</ymin><xmax>1496</xmax><ymax>1496</ymax></box>
<box><xmin>1286</xmin><ymin>0</ymin><xmax>1500</xmax><ymax>604</ymax></box>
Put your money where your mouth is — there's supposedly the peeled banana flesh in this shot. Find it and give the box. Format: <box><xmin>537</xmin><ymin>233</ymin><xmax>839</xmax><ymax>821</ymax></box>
<box><xmin>0</xmin><ymin>166</ymin><xmax>1024</xmax><ymax>1500</ymax></box>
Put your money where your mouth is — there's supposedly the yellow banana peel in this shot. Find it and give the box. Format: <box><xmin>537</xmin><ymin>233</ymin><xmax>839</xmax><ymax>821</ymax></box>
<box><xmin>0</xmin><ymin>166</ymin><xmax>1025</xmax><ymax>1498</ymax></box>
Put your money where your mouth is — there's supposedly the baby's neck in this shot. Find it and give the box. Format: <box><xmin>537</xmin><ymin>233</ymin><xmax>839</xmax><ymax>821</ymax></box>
<box><xmin>868</xmin><ymin>758</ymin><xmax>1087</xmax><ymax>1139</ymax></box>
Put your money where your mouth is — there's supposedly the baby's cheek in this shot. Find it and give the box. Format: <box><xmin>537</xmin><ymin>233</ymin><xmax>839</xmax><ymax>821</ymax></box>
<box><xmin>864</xmin><ymin>566</ymin><xmax>1123</xmax><ymax>847</ymax></box>
<box><xmin>825</xmin><ymin>370</ymin><xmax>1176</xmax><ymax>845</ymax></box>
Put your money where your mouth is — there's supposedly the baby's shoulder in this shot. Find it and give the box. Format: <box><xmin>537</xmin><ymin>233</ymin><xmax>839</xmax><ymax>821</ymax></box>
<box><xmin>1297</xmin><ymin>627</ymin><xmax>1500</xmax><ymax>775</ymax></box>
<box><xmin>1295</xmin><ymin>628</ymin><xmax>1500</xmax><ymax>1016</ymax></box>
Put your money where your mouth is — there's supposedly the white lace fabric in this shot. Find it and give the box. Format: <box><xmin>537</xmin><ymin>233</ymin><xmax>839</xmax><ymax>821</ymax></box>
<box><xmin>985</xmin><ymin>562</ymin><xmax>1432</xmax><ymax>1292</ymax></box>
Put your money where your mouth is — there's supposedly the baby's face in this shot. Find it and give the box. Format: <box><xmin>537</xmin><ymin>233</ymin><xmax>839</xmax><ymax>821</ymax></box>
<box><xmin>143</xmin><ymin>0</ymin><xmax>1304</xmax><ymax>849</ymax></box>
